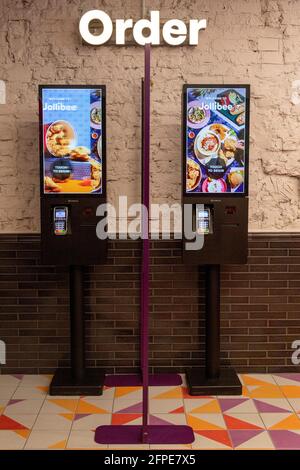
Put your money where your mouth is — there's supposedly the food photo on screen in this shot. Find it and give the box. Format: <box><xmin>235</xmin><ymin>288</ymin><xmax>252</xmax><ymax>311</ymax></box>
<box><xmin>41</xmin><ymin>87</ymin><xmax>103</xmax><ymax>195</ymax></box>
<box><xmin>185</xmin><ymin>87</ymin><xmax>247</xmax><ymax>194</ymax></box>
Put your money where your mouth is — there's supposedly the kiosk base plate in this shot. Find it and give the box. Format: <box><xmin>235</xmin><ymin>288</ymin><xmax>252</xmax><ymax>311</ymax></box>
<box><xmin>49</xmin><ymin>368</ymin><xmax>105</xmax><ymax>396</ymax></box>
<box><xmin>95</xmin><ymin>425</ymin><xmax>194</xmax><ymax>445</ymax></box>
<box><xmin>186</xmin><ymin>367</ymin><xmax>242</xmax><ymax>396</ymax></box>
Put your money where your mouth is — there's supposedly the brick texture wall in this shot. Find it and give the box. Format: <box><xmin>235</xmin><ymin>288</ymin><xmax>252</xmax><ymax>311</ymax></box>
<box><xmin>0</xmin><ymin>234</ymin><xmax>300</xmax><ymax>375</ymax></box>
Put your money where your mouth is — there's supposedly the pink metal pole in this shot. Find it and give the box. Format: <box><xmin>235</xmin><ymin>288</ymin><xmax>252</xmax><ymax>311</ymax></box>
<box><xmin>141</xmin><ymin>43</ymin><xmax>151</xmax><ymax>443</ymax></box>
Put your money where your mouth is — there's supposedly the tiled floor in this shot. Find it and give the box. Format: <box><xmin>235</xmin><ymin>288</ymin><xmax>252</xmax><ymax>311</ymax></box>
<box><xmin>0</xmin><ymin>373</ymin><xmax>300</xmax><ymax>449</ymax></box>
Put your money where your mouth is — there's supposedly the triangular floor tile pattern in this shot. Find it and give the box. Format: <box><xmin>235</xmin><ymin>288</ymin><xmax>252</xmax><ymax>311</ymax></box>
<box><xmin>0</xmin><ymin>374</ymin><xmax>299</xmax><ymax>449</ymax></box>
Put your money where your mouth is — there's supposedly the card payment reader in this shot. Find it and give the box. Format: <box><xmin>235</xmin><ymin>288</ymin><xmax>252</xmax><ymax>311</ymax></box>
<box><xmin>53</xmin><ymin>207</ymin><xmax>68</xmax><ymax>236</ymax></box>
<box><xmin>197</xmin><ymin>206</ymin><xmax>213</xmax><ymax>235</ymax></box>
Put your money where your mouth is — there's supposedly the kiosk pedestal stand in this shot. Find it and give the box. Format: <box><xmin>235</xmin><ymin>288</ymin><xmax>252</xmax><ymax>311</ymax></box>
<box><xmin>50</xmin><ymin>265</ymin><xmax>105</xmax><ymax>396</ymax></box>
<box><xmin>182</xmin><ymin>84</ymin><xmax>250</xmax><ymax>397</ymax></box>
<box><xmin>95</xmin><ymin>45</ymin><xmax>194</xmax><ymax>445</ymax></box>
<box><xmin>186</xmin><ymin>265</ymin><xmax>242</xmax><ymax>396</ymax></box>
<box><xmin>39</xmin><ymin>85</ymin><xmax>107</xmax><ymax>397</ymax></box>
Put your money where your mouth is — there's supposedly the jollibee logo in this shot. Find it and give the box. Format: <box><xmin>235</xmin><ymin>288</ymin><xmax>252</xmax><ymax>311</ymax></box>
<box><xmin>79</xmin><ymin>10</ymin><xmax>207</xmax><ymax>46</ymax></box>
<box><xmin>199</xmin><ymin>101</ymin><xmax>234</xmax><ymax>112</ymax></box>
<box><xmin>43</xmin><ymin>103</ymin><xmax>78</xmax><ymax>111</ymax></box>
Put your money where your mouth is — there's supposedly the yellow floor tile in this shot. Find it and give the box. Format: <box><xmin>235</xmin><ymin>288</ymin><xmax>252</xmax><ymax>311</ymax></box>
<box><xmin>248</xmin><ymin>385</ymin><xmax>285</xmax><ymax>399</ymax></box>
<box><xmin>187</xmin><ymin>414</ymin><xmax>226</xmax><ymax>431</ymax></box>
<box><xmin>281</xmin><ymin>386</ymin><xmax>300</xmax><ymax>398</ymax></box>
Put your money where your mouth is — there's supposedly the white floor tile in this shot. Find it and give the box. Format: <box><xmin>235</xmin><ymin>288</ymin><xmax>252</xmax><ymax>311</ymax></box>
<box><xmin>67</xmin><ymin>430</ymin><xmax>108</xmax><ymax>449</ymax></box>
<box><xmin>24</xmin><ymin>429</ymin><xmax>69</xmax><ymax>450</ymax></box>
<box><xmin>5</xmin><ymin>399</ymin><xmax>45</xmax><ymax>415</ymax></box>
<box><xmin>0</xmin><ymin>385</ymin><xmax>19</xmax><ymax>398</ymax></box>
<box><xmin>0</xmin><ymin>430</ymin><xmax>26</xmax><ymax>450</ymax></box>
<box><xmin>149</xmin><ymin>399</ymin><xmax>183</xmax><ymax>414</ymax></box>
<box><xmin>0</xmin><ymin>376</ymin><xmax>22</xmax><ymax>386</ymax></box>
<box><xmin>21</xmin><ymin>375</ymin><xmax>52</xmax><ymax>386</ymax></box>
<box><xmin>13</xmin><ymin>386</ymin><xmax>48</xmax><ymax>399</ymax></box>
<box><xmin>33</xmin><ymin>413</ymin><xmax>74</xmax><ymax>431</ymax></box>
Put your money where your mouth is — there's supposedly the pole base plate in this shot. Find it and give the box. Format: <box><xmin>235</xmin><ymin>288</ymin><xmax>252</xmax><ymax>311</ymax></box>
<box><xmin>104</xmin><ymin>373</ymin><xmax>182</xmax><ymax>387</ymax></box>
<box><xmin>95</xmin><ymin>425</ymin><xmax>194</xmax><ymax>445</ymax></box>
<box><xmin>49</xmin><ymin>368</ymin><xmax>105</xmax><ymax>396</ymax></box>
<box><xmin>186</xmin><ymin>367</ymin><xmax>242</xmax><ymax>396</ymax></box>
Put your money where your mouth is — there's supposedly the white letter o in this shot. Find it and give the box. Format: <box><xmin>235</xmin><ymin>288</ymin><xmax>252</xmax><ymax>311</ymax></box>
<box><xmin>79</xmin><ymin>10</ymin><xmax>113</xmax><ymax>46</ymax></box>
